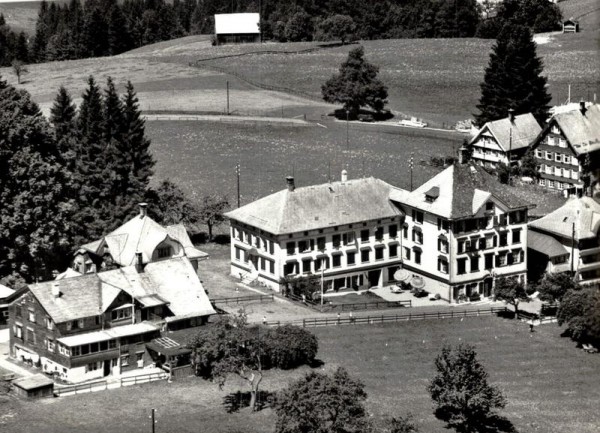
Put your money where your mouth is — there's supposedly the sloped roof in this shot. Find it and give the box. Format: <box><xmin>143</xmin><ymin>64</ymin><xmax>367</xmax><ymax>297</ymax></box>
<box><xmin>389</xmin><ymin>163</ymin><xmax>532</xmax><ymax>219</ymax></box>
<box><xmin>80</xmin><ymin>213</ymin><xmax>207</xmax><ymax>266</ymax></box>
<box><xmin>215</xmin><ymin>13</ymin><xmax>260</xmax><ymax>34</ymax></box>
<box><xmin>0</xmin><ymin>283</ymin><xmax>15</xmax><ymax>299</ymax></box>
<box><xmin>225</xmin><ymin>177</ymin><xmax>404</xmax><ymax>235</ymax></box>
<box><xmin>551</xmin><ymin>104</ymin><xmax>600</xmax><ymax>154</ymax></box>
<box><xmin>28</xmin><ymin>257</ymin><xmax>215</xmax><ymax>324</ymax></box>
<box><xmin>470</xmin><ymin>113</ymin><xmax>542</xmax><ymax>152</ymax></box>
<box><xmin>528</xmin><ymin>230</ymin><xmax>569</xmax><ymax>258</ymax></box>
<box><xmin>529</xmin><ymin>196</ymin><xmax>600</xmax><ymax>241</ymax></box>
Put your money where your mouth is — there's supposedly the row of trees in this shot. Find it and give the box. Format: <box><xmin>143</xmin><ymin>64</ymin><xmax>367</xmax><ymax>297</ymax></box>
<box><xmin>0</xmin><ymin>15</ymin><xmax>29</xmax><ymax>67</ymax></box>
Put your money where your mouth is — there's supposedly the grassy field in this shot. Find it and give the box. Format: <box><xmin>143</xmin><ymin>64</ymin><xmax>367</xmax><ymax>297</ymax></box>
<box><xmin>2</xmin><ymin>316</ymin><xmax>599</xmax><ymax>433</ymax></box>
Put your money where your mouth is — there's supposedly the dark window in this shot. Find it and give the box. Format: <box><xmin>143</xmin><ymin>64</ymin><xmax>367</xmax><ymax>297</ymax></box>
<box><xmin>486</xmin><ymin>202</ymin><xmax>494</xmax><ymax>211</ymax></box>
<box><xmin>26</xmin><ymin>328</ymin><xmax>35</xmax><ymax>344</ymax></box>
<box><xmin>15</xmin><ymin>305</ymin><xmax>22</xmax><ymax>318</ymax></box>
<box><xmin>403</xmin><ymin>224</ymin><xmax>408</xmax><ymax>239</ymax></box>
<box><xmin>90</xmin><ymin>343</ymin><xmax>99</xmax><ymax>353</ymax></box>
<box><xmin>99</xmin><ymin>341</ymin><xmax>108</xmax><ymax>351</ymax></box>
<box><xmin>361</xmin><ymin>249</ymin><xmax>370</xmax><ymax>263</ymax></box>
<box><xmin>81</xmin><ymin>344</ymin><xmax>90</xmax><ymax>355</ymax></box>
<box><xmin>513</xmin><ymin>229</ymin><xmax>521</xmax><ymax>244</ymax></box>
<box><xmin>471</xmin><ymin>256</ymin><xmax>480</xmax><ymax>272</ymax></box>
<box><xmin>302</xmin><ymin>259</ymin><xmax>312</xmax><ymax>273</ymax></box>
<box><xmin>347</xmin><ymin>251</ymin><xmax>356</xmax><ymax>265</ymax></box>
<box><xmin>438</xmin><ymin>258</ymin><xmax>448</xmax><ymax>274</ymax></box>
<box><xmin>389</xmin><ymin>244</ymin><xmax>398</xmax><ymax>257</ymax></box>
<box><xmin>412</xmin><ymin>229</ymin><xmax>423</xmax><ymax>244</ymax></box>
<box><xmin>332</xmin><ymin>254</ymin><xmax>342</xmax><ymax>267</ymax></box>
<box><xmin>499</xmin><ymin>233</ymin><xmax>508</xmax><ymax>247</ymax></box>
<box><xmin>332</xmin><ymin>234</ymin><xmax>341</xmax><ymax>248</ymax></box>
<box><xmin>389</xmin><ymin>224</ymin><xmax>398</xmax><ymax>238</ymax></box>
<box><xmin>157</xmin><ymin>246</ymin><xmax>172</xmax><ymax>258</ymax></box>
<box><xmin>284</xmin><ymin>262</ymin><xmax>297</xmax><ymax>276</ymax></box>
<box><xmin>375</xmin><ymin>227</ymin><xmax>384</xmax><ymax>241</ymax></box>
<box><xmin>375</xmin><ymin>247</ymin><xmax>384</xmax><ymax>260</ymax></box>
<box><xmin>361</xmin><ymin>229</ymin><xmax>370</xmax><ymax>242</ymax></box>
<box><xmin>317</xmin><ymin>237</ymin><xmax>326</xmax><ymax>251</ymax></box>
<box><xmin>412</xmin><ymin>210</ymin><xmax>424</xmax><ymax>224</ymax></box>
<box><xmin>485</xmin><ymin>254</ymin><xmax>494</xmax><ymax>270</ymax></box>
<box><xmin>298</xmin><ymin>240</ymin><xmax>308</xmax><ymax>252</ymax></box>
<box><xmin>269</xmin><ymin>260</ymin><xmax>275</xmax><ymax>274</ymax></box>
<box><xmin>457</xmin><ymin>258</ymin><xmax>467</xmax><ymax>275</ymax></box>
<box><xmin>414</xmin><ymin>249</ymin><xmax>422</xmax><ymax>264</ymax></box>
<box><xmin>286</xmin><ymin>242</ymin><xmax>295</xmax><ymax>255</ymax></box>
<box><xmin>458</xmin><ymin>240</ymin><xmax>465</xmax><ymax>253</ymax></box>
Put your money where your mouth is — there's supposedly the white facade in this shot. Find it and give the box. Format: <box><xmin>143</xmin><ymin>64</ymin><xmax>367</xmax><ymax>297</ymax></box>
<box><xmin>471</xmin><ymin>132</ymin><xmax>509</xmax><ymax>169</ymax></box>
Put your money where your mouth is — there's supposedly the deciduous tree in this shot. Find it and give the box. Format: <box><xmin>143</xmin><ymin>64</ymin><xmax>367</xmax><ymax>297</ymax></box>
<box><xmin>11</xmin><ymin>60</ymin><xmax>28</xmax><ymax>84</ymax></box>
<box><xmin>493</xmin><ymin>275</ymin><xmax>531</xmax><ymax>317</ymax></box>
<box><xmin>199</xmin><ymin>194</ymin><xmax>230</xmax><ymax>241</ymax></box>
<box><xmin>317</xmin><ymin>14</ymin><xmax>356</xmax><ymax>44</ymax></box>
<box><xmin>428</xmin><ymin>344</ymin><xmax>506</xmax><ymax>433</ymax></box>
<box><xmin>536</xmin><ymin>273</ymin><xmax>579</xmax><ymax>303</ymax></box>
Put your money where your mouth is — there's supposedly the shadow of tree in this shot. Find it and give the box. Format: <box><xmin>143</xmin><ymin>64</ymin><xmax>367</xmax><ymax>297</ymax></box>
<box><xmin>435</xmin><ymin>411</ymin><xmax>518</xmax><ymax>433</ymax></box>
<box><xmin>223</xmin><ymin>390</ymin><xmax>274</xmax><ymax>413</ymax></box>
<box><xmin>309</xmin><ymin>358</ymin><xmax>325</xmax><ymax>369</ymax></box>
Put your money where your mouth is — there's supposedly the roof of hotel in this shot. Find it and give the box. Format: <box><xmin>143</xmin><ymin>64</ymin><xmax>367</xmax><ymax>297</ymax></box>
<box><xmin>389</xmin><ymin>163</ymin><xmax>532</xmax><ymax>219</ymax></box>
<box><xmin>214</xmin><ymin>13</ymin><xmax>260</xmax><ymax>34</ymax></box>
<box><xmin>470</xmin><ymin>113</ymin><xmax>542</xmax><ymax>152</ymax></box>
<box><xmin>80</xmin><ymin>212</ymin><xmax>207</xmax><ymax>266</ymax></box>
<box><xmin>57</xmin><ymin>322</ymin><xmax>160</xmax><ymax>347</ymax></box>
<box><xmin>550</xmin><ymin>104</ymin><xmax>600</xmax><ymax>154</ymax></box>
<box><xmin>225</xmin><ymin>177</ymin><xmax>404</xmax><ymax>235</ymax></box>
<box><xmin>527</xmin><ymin>230</ymin><xmax>569</xmax><ymax>258</ymax></box>
<box><xmin>28</xmin><ymin>257</ymin><xmax>215</xmax><ymax>324</ymax></box>
<box><xmin>529</xmin><ymin>196</ymin><xmax>600</xmax><ymax>241</ymax></box>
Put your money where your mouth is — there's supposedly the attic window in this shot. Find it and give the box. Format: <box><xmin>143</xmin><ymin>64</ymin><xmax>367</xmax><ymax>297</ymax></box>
<box><xmin>425</xmin><ymin>186</ymin><xmax>440</xmax><ymax>203</ymax></box>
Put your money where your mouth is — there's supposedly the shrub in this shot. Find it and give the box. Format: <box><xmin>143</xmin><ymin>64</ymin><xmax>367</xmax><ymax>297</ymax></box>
<box><xmin>266</xmin><ymin>325</ymin><xmax>318</xmax><ymax>369</ymax></box>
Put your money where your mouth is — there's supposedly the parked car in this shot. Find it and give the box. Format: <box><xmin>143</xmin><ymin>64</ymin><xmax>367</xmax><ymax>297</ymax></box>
<box><xmin>399</xmin><ymin>117</ymin><xmax>427</xmax><ymax>128</ymax></box>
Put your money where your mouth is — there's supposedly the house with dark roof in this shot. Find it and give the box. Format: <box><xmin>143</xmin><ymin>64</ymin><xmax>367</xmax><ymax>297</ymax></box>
<box><xmin>528</xmin><ymin>197</ymin><xmax>600</xmax><ymax>286</ymax></box>
<box><xmin>389</xmin><ymin>159</ymin><xmax>532</xmax><ymax>302</ymax></box>
<box><xmin>224</xmin><ymin>172</ymin><xmax>406</xmax><ymax>292</ymax></box>
<box><xmin>73</xmin><ymin>203</ymin><xmax>208</xmax><ymax>275</ymax></box>
<box><xmin>469</xmin><ymin>112</ymin><xmax>541</xmax><ymax>170</ymax></box>
<box><xmin>529</xmin><ymin>103</ymin><xmax>600</xmax><ymax>196</ymax></box>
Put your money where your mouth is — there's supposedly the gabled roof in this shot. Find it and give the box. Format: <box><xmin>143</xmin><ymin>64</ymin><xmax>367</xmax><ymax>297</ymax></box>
<box><xmin>529</xmin><ymin>196</ymin><xmax>600</xmax><ymax>241</ymax></box>
<box><xmin>80</xmin><ymin>212</ymin><xmax>207</xmax><ymax>266</ymax></box>
<box><xmin>27</xmin><ymin>257</ymin><xmax>215</xmax><ymax>324</ymax></box>
<box><xmin>214</xmin><ymin>13</ymin><xmax>260</xmax><ymax>34</ymax></box>
<box><xmin>470</xmin><ymin>113</ymin><xmax>542</xmax><ymax>152</ymax></box>
<box><xmin>389</xmin><ymin>163</ymin><xmax>532</xmax><ymax>219</ymax></box>
<box><xmin>548</xmin><ymin>104</ymin><xmax>600</xmax><ymax>155</ymax></box>
<box><xmin>0</xmin><ymin>283</ymin><xmax>15</xmax><ymax>300</ymax></box>
<box><xmin>224</xmin><ymin>177</ymin><xmax>404</xmax><ymax>235</ymax></box>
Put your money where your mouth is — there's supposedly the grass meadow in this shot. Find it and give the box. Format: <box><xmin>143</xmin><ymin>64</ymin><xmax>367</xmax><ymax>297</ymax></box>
<box><xmin>1</xmin><ymin>316</ymin><xmax>599</xmax><ymax>433</ymax></box>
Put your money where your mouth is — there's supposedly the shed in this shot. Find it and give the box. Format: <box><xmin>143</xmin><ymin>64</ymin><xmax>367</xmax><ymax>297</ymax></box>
<box><xmin>214</xmin><ymin>13</ymin><xmax>260</xmax><ymax>45</ymax></box>
<box><xmin>562</xmin><ymin>19</ymin><xmax>579</xmax><ymax>33</ymax></box>
<box><xmin>12</xmin><ymin>374</ymin><xmax>54</xmax><ymax>399</ymax></box>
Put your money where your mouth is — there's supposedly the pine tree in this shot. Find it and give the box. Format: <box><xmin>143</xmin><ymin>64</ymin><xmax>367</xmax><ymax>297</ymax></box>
<box><xmin>108</xmin><ymin>4</ymin><xmax>132</xmax><ymax>55</ymax></box>
<box><xmin>32</xmin><ymin>0</ymin><xmax>49</xmax><ymax>62</ymax></box>
<box><xmin>15</xmin><ymin>32</ymin><xmax>29</xmax><ymax>63</ymax></box>
<box><xmin>475</xmin><ymin>24</ymin><xmax>551</xmax><ymax>126</ymax></box>
<box><xmin>50</xmin><ymin>86</ymin><xmax>78</xmax><ymax>145</ymax></box>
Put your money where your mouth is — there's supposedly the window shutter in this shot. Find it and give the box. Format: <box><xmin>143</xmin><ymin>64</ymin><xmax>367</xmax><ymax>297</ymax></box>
<box><xmin>493</xmin><ymin>236</ymin><xmax>497</xmax><ymax>247</ymax></box>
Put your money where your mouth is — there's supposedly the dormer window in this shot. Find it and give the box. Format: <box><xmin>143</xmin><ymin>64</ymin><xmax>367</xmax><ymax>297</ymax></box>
<box><xmin>157</xmin><ymin>246</ymin><xmax>172</xmax><ymax>258</ymax></box>
<box><xmin>425</xmin><ymin>186</ymin><xmax>439</xmax><ymax>203</ymax></box>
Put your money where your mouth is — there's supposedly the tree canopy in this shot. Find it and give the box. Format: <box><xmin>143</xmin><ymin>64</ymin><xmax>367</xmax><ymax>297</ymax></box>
<box><xmin>322</xmin><ymin>46</ymin><xmax>388</xmax><ymax>118</ymax></box>
<box><xmin>557</xmin><ymin>286</ymin><xmax>600</xmax><ymax>345</ymax></box>
<box><xmin>536</xmin><ymin>273</ymin><xmax>580</xmax><ymax>303</ymax></box>
<box><xmin>428</xmin><ymin>344</ymin><xmax>507</xmax><ymax>432</ymax></box>
<box><xmin>475</xmin><ymin>24</ymin><xmax>551</xmax><ymax>126</ymax></box>
<box><xmin>493</xmin><ymin>276</ymin><xmax>531</xmax><ymax>317</ymax></box>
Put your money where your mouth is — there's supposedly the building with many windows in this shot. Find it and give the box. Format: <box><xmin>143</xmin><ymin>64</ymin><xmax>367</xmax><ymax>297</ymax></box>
<box><xmin>529</xmin><ymin>103</ymin><xmax>600</xmax><ymax>196</ymax></box>
<box><xmin>224</xmin><ymin>173</ymin><xmax>405</xmax><ymax>292</ymax></box>
<box><xmin>389</xmin><ymin>160</ymin><xmax>531</xmax><ymax>302</ymax></box>
<box><xmin>469</xmin><ymin>112</ymin><xmax>541</xmax><ymax>169</ymax></box>
<box><xmin>528</xmin><ymin>196</ymin><xmax>600</xmax><ymax>287</ymax></box>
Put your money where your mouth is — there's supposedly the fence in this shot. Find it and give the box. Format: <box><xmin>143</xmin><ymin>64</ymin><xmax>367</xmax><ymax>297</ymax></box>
<box><xmin>211</xmin><ymin>294</ymin><xmax>274</xmax><ymax>306</ymax></box>
<box><xmin>53</xmin><ymin>371</ymin><xmax>168</xmax><ymax>396</ymax></box>
<box><xmin>264</xmin><ymin>306</ymin><xmax>509</xmax><ymax>328</ymax></box>
<box><xmin>326</xmin><ymin>299</ymin><xmax>412</xmax><ymax>312</ymax></box>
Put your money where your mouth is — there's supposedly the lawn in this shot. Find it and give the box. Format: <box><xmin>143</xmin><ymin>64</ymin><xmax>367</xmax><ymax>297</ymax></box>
<box><xmin>2</xmin><ymin>317</ymin><xmax>599</xmax><ymax>433</ymax></box>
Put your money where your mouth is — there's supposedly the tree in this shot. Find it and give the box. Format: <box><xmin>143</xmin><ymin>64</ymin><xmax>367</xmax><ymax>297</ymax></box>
<box><xmin>494</xmin><ymin>276</ymin><xmax>531</xmax><ymax>317</ymax></box>
<box><xmin>519</xmin><ymin>149</ymin><xmax>539</xmax><ymax>179</ymax></box>
<box><xmin>145</xmin><ymin>180</ymin><xmax>200</xmax><ymax>229</ymax></box>
<box><xmin>557</xmin><ymin>287</ymin><xmax>600</xmax><ymax>344</ymax></box>
<box><xmin>284</xmin><ymin>9</ymin><xmax>314</xmax><ymax>41</ymax></box>
<box><xmin>322</xmin><ymin>46</ymin><xmax>388</xmax><ymax>118</ymax></box>
<box><xmin>385</xmin><ymin>414</ymin><xmax>419</xmax><ymax>433</ymax></box>
<box><xmin>274</xmin><ymin>367</ymin><xmax>373</xmax><ymax>433</ymax></box>
<box><xmin>199</xmin><ymin>194</ymin><xmax>230</xmax><ymax>241</ymax></box>
<box><xmin>317</xmin><ymin>14</ymin><xmax>356</xmax><ymax>44</ymax></box>
<box><xmin>265</xmin><ymin>325</ymin><xmax>318</xmax><ymax>369</ymax></box>
<box><xmin>428</xmin><ymin>344</ymin><xmax>507</xmax><ymax>433</ymax></box>
<box><xmin>475</xmin><ymin>24</ymin><xmax>551</xmax><ymax>126</ymax></box>
<box><xmin>11</xmin><ymin>60</ymin><xmax>28</xmax><ymax>84</ymax></box>
<box><xmin>536</xmin><ymin>273</ymin><xmax>579</xmax><ymax>303</ymax></box>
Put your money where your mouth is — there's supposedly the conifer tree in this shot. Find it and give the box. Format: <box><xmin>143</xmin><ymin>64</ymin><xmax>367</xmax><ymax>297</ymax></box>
<box><xmin>50</xmin><ymin>86</ymin><xmax>78</xmax><ymax>146</ymax></box>
<box><xmin>32</xmin><ymin>0</ymin><xmax>49</xmax><ymax>62</ymax></box>
<box><xmin>475</xmin><ymin>24</ymin><xmax>551</xmax><ymax>126</ymax></box>
<box><xmin>108</xmin><ymin>4</ymin><xmax>132</xmax><ymax>55</ymax></box>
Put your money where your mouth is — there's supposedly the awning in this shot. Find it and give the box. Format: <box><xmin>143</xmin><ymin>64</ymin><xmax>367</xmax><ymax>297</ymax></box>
<box><xmin>528</xmin><ymin>231</ymin><xmax>568</xmax><ymax>258</ymax></box>
<box><xmin>394</xmin><ymin>268</ymin><xmax>411</xmax><ymax>282</ymax></box>
<box><xmin>410</xmin><ymin>276</ymin><xmax>425</xmax><ymax>289</ymax></box>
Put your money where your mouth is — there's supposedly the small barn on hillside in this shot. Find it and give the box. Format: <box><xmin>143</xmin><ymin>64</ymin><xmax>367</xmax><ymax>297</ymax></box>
<box><xmin>12</xmin><ymin>374</ymin><xmax>54</xmax><ymax>399</ymax></box>
<box><xmin>214</xmin><ymin>13</ymin><xmax>260</xmax><ymax>45</ymax></box>
<box><xmin>562</xmin><ymin>19</ymin><xmax>579</xmax><ymax>33</ymax></box>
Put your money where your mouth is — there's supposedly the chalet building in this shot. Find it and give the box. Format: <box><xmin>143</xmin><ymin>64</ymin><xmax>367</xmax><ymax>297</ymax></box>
<box><xmin>389</xmin><ymin>160</ymin><xmax>531</xmax><ymax>302</ymax></box>
<box><xmin>72</xmin><ymin>203</ymin><xmax>208</xmax><ymax>275</ymax></box>
<box><xmin>224</xmin><ymin>173</ymin><xmax>405</xmax><ymax>292</ymax></box>
<box><xmin>529</xmin><ymin>103</ymin><xmax>600</xmax><ymax>196</ymax></box>
<box><xmin>469</xmin><ymin>112</ymin><xmax>541</xmax><ymax>169</ymax></box>
<box><xmin>562</xmin><ymin>19</ymin><xmax>579</xmax><ymax>33</ymax></box>
<box><xmin>9</xmin><ymin>205</ymin><xmax>215</xmax><ymax>383</ymax></box>
<box><xmin>528</xmin><ymin>197</ymin><xmax>600</xmax><ymax>287</ymax></box>
<box><xmin>214</xmin><ymin>13</ymin><xmax>260</xmax><ymax>45</ymax></box>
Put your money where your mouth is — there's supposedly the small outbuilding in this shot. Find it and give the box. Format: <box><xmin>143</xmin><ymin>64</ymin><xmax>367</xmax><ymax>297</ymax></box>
<box><xmin>12</xmin><ymin>374</ymin><xmax>54</xmax><ymax>399</ymax></box>
<box><xmin>214</xmin><ymin>13</ymin><xmax>260</xmax><ymax>45</ymax></box>
<box><xmin>562</xmin><ymin>19</ymin><xmax>579</xmax><ymax>33</ymax></box>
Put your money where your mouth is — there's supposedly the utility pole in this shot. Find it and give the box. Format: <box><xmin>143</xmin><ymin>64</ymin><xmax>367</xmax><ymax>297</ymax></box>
<box><xmin>226</xmin><ymin>81</ymin><xmax>230</xmax><ymax>115</ymax></box>
<box><xmin>508</xmin><ymin>108</ymin><xmax>514</xmax><ymax>186</ymax></box>
<box><xmin>409</xmin><ymin>153</ymin><xmax>414</xmax><ymax>191</ymax></box>
<box><xmin>571</xmin><ymin>221</ymin><xmax>575</xmax><ymax>276</ymax></box>
<box><xmin>346</xmin><ymin>109</ymin><xmax>350</xmax><ymax>150</ymax></box>
<box><xmin>320</xmin><ymin>259</ymin><xmax>324</xmax><ymax>312</ymax></box>
<box><xmin>259</xmin><ymin>0</ymin><xmax>262</xmax><ymax>43</ymax></box>
<box><xmin>151</xmin><ymin>408</ymin><xmax>156</xmax><ymax>433</ymax></box>
<box><xmin>235</xmin><ymin>164</ymin><xmax>241</xmax><ymax>208</ymax></box>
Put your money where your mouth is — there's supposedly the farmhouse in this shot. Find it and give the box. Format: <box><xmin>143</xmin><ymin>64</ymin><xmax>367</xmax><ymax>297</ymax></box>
<box><xmin>8</xmin><ymin>205</ymin><xmax>216</xmax><ymax>383</ymax></box>
<box><xmin>529</xmin><ymin>103</ymin><xmax>600</xmax><ymax>196</ymax></box>
<box><xmin>225</xmin><ymin>173</ymin><xmax>405</xmax><ymax>293</ymax></box>
<box><xmin>469</xmin><ymin>112</ymin><xmax>541</xmax><ymax>169</ymax></box>
<box><xmin>562</xmin><ymin>19</ymin><xmax>579</xmax><ymax>33</ymax></box>
<box><xmin>528</xmin><ymin>196</ymin><xmax>600</xmax><ymax>287</ymax></box>
<box><xmin>214</xmin><ymin>13</ymin><xmax>260</xmax><ymax>45</ymax></box>
<box><xmin>390</xmin><ymin>156</ymin><xmax>531</xmax><ymax>302</ymax></box>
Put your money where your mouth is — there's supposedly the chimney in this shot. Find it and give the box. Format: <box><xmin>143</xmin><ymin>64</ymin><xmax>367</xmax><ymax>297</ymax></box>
<box><xmin>52</xmin><ymin>283</ymin><xmax>61</xmax><ymax>298</ymax></box>
<box><xmin>341</xmin><ymin>169</ymin><xmax>348</xmax><ymax>182</ymax></box>
<box><xmin>135</xmin><ymin>252</ymin><xmax>144</xmax><ymax>273</ymax></box>
<box><xmin>286</xmin><ymin>176</ymin><xmax>295</xmax><ymax>192</ymax></box>
<box><xmin>139</xmin><ymin>202</ymin><xmax>148</xmax><ymax>218</ymax></box>
<box><xmin>458</xmin><ymin>146</ymin><xmax>470</xmax><ymax>164</ymax></box>
<box><xmin>508</xmin><ymin>108</ymin><xmax>515</xmax><ymax>123</ymax></box>
<box><xmin>580</xmin><ymin>100</ymin><xmax>587</xmax><ymax>116</ymax></box>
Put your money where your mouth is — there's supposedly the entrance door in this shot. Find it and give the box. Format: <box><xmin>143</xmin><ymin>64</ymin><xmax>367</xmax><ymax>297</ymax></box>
<box><xmin>368</xmin><ymin>270</ymin><xmax>381</xmax><ymax>288</ymax></box>
<box><xmin>483</xmin><ymin>278</ymin><xmax>493</xmax><ymax>297</ymax></box>
<box><xmin>103</xmin><ymin>359</ymin><xmax>111</xmax><ymax>377</ymax></box>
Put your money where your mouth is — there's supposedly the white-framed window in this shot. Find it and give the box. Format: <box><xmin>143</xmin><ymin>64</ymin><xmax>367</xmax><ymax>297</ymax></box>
<box><xmin>563</xmin><ymin>155</ymin><xmax>570</xmax><ymax>164</ymax></box>
<box><xmin>403</xmin><ymin>247</ymin><xmax>411</xmax><ymax>261</ymax></box>
<box><xmin>554</xmin><ymin>167</ymin><xmax>562</xmax><ymax>176</ymax></box>
<box><xmin>558</xmin><ymin>138</ymin><xmax>567</xmax><ymax>148</ymax></box>
<box><xmin>539</xmin><ymin>179</ymin><xmax>546</xmax><ymax>186</ymax></box>
<box><xmin>545</xmin><ymin>151</ymin><xmax>552</xmax><ymax>160</ymax></box>
<box><xmin>136</xmin><ymin>351</ymin><xmax>144</xmax><ymax>368</ymax></box>
<box><xmin>120</xmin><ymin>355</ymin><xmax>129</xmax><ymax>367</ymax></box>
<box><xmin>549</xmin><ymin>180</ymin><xmax>555</xmax><ymax>189</ymax></box>
<box><xmin>572</xmin><ymin>170</ymin><xmax>579</xmax><ymax>180</ymax></box>
<box><xmin>438</xmin><ymin>258</ymin><xmax>449</xmax><ymax>274</ymax></box>
<box><xmin>557</xmin><ymin>182</ymin><xmax>564</xmax><ymax>190</ymax></box>
<box><xmin>13</xmin><ymin>323</ymin><xmax>23</xmax><ymax>339</ymax></box>
<box><xmin>547</xmin><ymin>136</ymin><xmax>555</xmax><ymax>146</ymax></box>
<box><xmin>535</xmin><ymin>149</ymin><xmax>543</xmax><ymax>158</ymax></box>
<box><xmin>555</xmin><ymin>153</ymin><xmax>562</xmax><ymax>163</ymax></box>
<box><xmin>28</xmin><ymin>309</ymin><xmax>36</xmax><ymax>323</ymax></box>
<box><xmin>46</xmin><ymin>317</ymin><xmax>53</xmax><ymax>330</ymax></box>
<box><xmin>545</xmin><ymin>165</ymin><xmax>552</xmax><ymax>174</ymax></box>
<box><xmin>86</xmin><ymin>361</ymin><xmax>100</xmax><ymax>373</ymax></box>
<box><xmin>47</xmin><ymin>338</ymin><xmax>55</xmax><ymax>352</ymax></box>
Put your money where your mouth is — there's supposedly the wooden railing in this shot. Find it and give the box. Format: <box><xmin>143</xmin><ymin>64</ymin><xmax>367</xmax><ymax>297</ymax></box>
<box><xmin>211</xmin><ymin>294</ymin><xmax>274</xmax><ymax>306</ymax></box>
<box><xmin>53</xmin><ymin>371</ymin><xmax>168</xmax><ymax>396</ymax></box>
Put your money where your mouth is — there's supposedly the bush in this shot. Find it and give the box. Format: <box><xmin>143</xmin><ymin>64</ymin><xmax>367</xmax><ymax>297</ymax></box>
<box><xmin>266</xmin><ymin>325</ymin><xmax>318</xmax><ymax>369</ymax></box>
